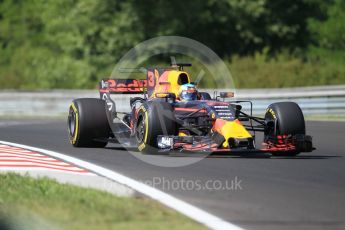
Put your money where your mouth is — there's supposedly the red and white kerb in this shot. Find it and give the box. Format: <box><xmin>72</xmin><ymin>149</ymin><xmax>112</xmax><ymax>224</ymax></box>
<box><xmin>0</xmin><ymin>144</ymin><xmax>91</xmax><ymax>174</ymax></box>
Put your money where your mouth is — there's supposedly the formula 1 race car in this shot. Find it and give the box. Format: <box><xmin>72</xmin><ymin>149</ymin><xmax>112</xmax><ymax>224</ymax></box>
<box><xmin>67</xmin><ymin>63</ymin><xmax>314</xmax><ymax>156</ymax></box>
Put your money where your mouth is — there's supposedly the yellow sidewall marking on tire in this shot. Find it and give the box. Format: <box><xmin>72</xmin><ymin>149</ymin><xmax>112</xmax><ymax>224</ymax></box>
<box><xmin>137</xmin><ymin>106</ymin><xmax>149</xmax><ymax>152</ymax></box>
<box><xmin>70</xmin><ymin>103</ymin><xmax>79</xmax><ymax>145</ymax></box>
<box><xmin>138</xmin><ymin>143</ymin><xmax>145</xmax><ymax>151</ymax></box>
<box><xmin>139</xmin><ymin>106</ymin><xmax>149</xmax><ymax>144</ymax></box>
<box><xmin>266</xmin><ymin>108</ymin><xmax>276</xmax><ymax>119</ymax></box>
<box><xmin>144</xmin><ymin>110</ymin><xmax>149</xmax><ymax>143</ymax></box>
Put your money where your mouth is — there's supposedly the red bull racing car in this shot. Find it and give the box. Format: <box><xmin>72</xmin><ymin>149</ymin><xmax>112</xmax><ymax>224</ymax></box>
<box><xmin>67</xmin><ymin>63</ymin><xmax>314</xmax><ymax>156</ymax></box>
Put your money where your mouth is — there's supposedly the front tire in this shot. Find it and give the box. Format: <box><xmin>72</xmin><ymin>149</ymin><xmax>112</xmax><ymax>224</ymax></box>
<box><xmin>68</xmin><ymin>98</ymin><xmax>110</xmax><ymax>147</ymax></box>
<box><xmin>264</xmin><ymin>102</ymin><xmax>306</xmax><ymax>156</ymax></box>
<box><xmin>135</xmin><ymin>102</ymin><xmax>177</xmax><ymax>154</ymax></box>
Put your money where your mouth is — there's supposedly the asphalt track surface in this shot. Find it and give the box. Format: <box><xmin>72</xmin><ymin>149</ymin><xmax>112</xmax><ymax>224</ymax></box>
<box><xmin>1</xmin><ymin>120</ymin><xmax>344</xmax><ymax>230</ymax></box>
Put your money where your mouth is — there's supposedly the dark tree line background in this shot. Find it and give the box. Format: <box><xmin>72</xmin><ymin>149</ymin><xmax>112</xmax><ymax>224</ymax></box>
<box><xmin>0</xmin><ymin>0</ymin><xmax>344</xmax><ymax>89</ymax></box>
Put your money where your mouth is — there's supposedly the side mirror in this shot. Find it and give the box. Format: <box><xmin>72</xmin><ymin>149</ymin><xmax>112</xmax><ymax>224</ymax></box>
<box><xmin>220</xmin><ymin>92</ymin><xmax>235</xmax><ymax>98</ymax></box>
<box><xmin>155</xmin><ymin>93</ymin><xmax>176</xmax><ymax>102</ymax></box>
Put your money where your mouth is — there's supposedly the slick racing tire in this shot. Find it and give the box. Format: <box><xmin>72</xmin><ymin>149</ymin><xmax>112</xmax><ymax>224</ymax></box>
<box><xmin>135</xmin><ymin>102</ymin><xmax>177</xmax><ymax>154</ymax></box>
<box><xmin>68</xmin><ymin>98</ymin><xmax>110</xmax><ymax>148</ymax></box>
<box><xmin>264</xmin><ymin>102</ymin><xmax>305</xmax><ymax>156</ymax></box>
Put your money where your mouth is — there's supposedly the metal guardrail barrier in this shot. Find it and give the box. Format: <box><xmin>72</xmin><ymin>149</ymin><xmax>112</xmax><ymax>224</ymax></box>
<box><xmin>0</xmin><ymin>85</ymin><xmax>344</xmax><ymax>117</ymax></box>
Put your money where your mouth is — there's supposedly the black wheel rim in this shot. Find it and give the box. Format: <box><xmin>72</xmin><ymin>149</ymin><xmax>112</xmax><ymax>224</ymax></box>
<box><xmin>68</xmin><ymin>108</ymin><xmax>76</xmax><ymax>137</ymax></box>
<box><xmin>136</xmin><ymin>115</ymin><xmax>146</xmax><ymax>143</ymax></box>
<box><xmin>264</xmin><ymin>112</ymin><xmax>276</xmax><ymax>136</ymax></box>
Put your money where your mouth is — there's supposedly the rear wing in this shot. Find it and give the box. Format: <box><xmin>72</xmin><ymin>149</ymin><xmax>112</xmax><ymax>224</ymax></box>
<box><xmin>99</xmin><ymin>63</ymin><xmax>192</xmax><ymax>98</ymax></box>
<box><xmin>99</xmin><ymin>79</ymin><xmax>147</xmax><ymax>95</ymax></box>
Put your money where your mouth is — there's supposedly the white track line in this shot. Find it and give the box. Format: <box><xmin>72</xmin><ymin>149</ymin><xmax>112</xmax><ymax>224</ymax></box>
<box><xmin>0</xmin><ymin>140</ymin><xmax>243</xmax><ymax>230</ymax></box>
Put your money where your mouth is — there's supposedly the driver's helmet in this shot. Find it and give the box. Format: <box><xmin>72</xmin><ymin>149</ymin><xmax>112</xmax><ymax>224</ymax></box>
<box><xmin>179</xmin><ymin>83</ymin><xmax>198</xmax><ymax>101</ymax></box>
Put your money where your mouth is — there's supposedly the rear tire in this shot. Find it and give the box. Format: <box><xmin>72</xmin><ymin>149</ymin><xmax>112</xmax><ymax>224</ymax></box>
<box><xmin>68</xmin><ymin>98</ymin><xmax>110</xmax><ymax>147</ymax></box>
<box><xmin>135</xmin><ymin>102</ymin><xmax>177</xmax><ymax>154</ymax></box>
<box><xmin>264</xmin><ymin>102</ymin><xmax>305</xmax><ymax>156</ymax></box>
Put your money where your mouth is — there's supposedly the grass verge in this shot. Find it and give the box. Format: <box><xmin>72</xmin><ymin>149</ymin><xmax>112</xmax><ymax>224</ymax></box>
<box><xmin>229</xmin><ymin>54</ymin><xmax>345</xmax><ymax>89</ymax></box>
<box><xmin>0</xmin><ymin>173</ymin><xmax>205</xmax><ymax>230</ymax></box>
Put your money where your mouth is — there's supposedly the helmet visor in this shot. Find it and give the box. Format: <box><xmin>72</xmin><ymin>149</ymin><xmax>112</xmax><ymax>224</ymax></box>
<box><xmin>181</xmin><ymin>91</ymin><xmax>198</xmax><ymax>101</ymax></box>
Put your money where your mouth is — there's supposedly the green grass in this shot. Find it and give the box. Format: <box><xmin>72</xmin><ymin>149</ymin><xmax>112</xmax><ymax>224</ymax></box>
<box><xmin>0</xmin><ymin>173</ymin><xmax>205</xmax><ymax>230</ymax></box>
<box><xmin>229</xmin><ymin>53</ymin><xmax>345</xmax><ymax>89</ymax></box>
<box><xmin>1</xmin><ymin>52</ymin><xmax>344</xmax><ymax>89</ymax></box>
<box><xmin>305</xmin><ymin>114</ymin><xmax>345</xmax><ymax>122</ymax></box>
